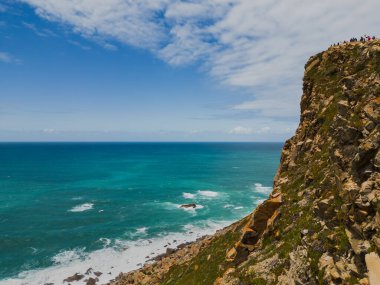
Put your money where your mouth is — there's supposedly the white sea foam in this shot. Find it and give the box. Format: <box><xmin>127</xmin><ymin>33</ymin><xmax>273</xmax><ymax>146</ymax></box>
<box><xmin>0</xmin><ymin>220</ymin><xmax>232</xmax><ymax>285</ymax></box>
<box><xmin>182</xmin><ymin>192</ymin><xmax>196</xmax><ymax>199</ymax></box>
<box><xmin>161</xmin><ymin>202</ymin><xmax>181</xmax><ymax>210</ymax></box>
<box><xmin>71</xmin><ymin>197</ymin><xmax>83</xmax><ymax>201</ymax></box>
<box><xmin>234</xmin><ymin>206</ymin><xmax>244</xmax><ymax>210</ymax></box>
<box><xmin>136</xmin><ymin>227</ymin><xmax>148</xmax><ymax>234</ymax></box>
<box><xmin>256</xmin><ymin>199</ymin><xmax>266</xmax><ymax>204</ymax></box>
<box><xmin>223</xmin><ymin>204</ymin><xmax>234</xmax><ymax>208</ymax></box>
<box><xmin>29</xmin><ymin>247</ymin><xmax>38</xmax><ymax>254</ymax></box>
<box><xmin>69</xmin><ymin>203</ymin><xmax>94</xmax><ymax>212</ymax></box>
<box><xmin>99</xmin><ymin>238</ymin><xmax>111</xmax><ymax>247</ymax></box>
<box><xmin>253</xmin><ymin>183</ymin><xmax>272</xmax><ymax>194</ymax></box>
<box><xmin>197</xmin><ymin>190</ymin><xmax>219</xmax><ymax>197</ymax></box>
<box><xmin>52</xmin><ymin>248</ymin><xmax>86</xmax><ymax>266</ymax></box>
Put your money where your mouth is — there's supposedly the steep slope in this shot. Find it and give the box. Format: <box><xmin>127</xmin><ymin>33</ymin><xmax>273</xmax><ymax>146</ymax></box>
<box><xmin>112</xmin><ymin>40</ymin><xmax>380</xmax><ymax>285</ymax></box>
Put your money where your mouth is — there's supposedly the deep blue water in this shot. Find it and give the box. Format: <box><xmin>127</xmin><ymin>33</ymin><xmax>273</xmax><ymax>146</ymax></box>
<box><xmin>0</xmin><ymin>142</ymin><xmax>282</xmax><ymax>284</ymax></box>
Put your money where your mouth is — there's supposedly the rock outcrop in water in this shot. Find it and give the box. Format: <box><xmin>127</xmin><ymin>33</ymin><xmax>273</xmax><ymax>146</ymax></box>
<box><xmin>111</xmin><ymin>40</ymin><xmax>380</xmax><ymax>285</ymax></box>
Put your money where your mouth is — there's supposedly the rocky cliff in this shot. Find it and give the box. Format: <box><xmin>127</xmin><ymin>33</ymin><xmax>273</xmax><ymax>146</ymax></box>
<box><xmin>112</xmin><ymin>40</ymin><xmax>380</xmax><ymax>285</ymax></box>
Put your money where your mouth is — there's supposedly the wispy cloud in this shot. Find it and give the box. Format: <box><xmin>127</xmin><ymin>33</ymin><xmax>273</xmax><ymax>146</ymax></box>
<box><xmin>228</xmin><ymin>125</ymin><xmax>272</xmax><ymax>135</ymax></box>
<box><xmin>0</xmin><ymin>51</ymin><xmax>20</xmax><ymax>64</ymax></box>
<box><xmin>67</xmin><ymin>39</ymin><xmax>91</xmax><ymax>50</ymax></box>
<box><xmin>23</xmin><ymin>0</ymin><xmax>169</xmax><ymax>49</ymax></box>
<box><xmin>229</xmin><ymin>126</ymin><xmax>253</xmax><ymax>135</ymax></box>
<box><xmin>20</xmin><ymin>0</ymin><xmax>380</xmax><ymax>122</ymax></box>
<box><xmin>22</xmin><ymin>21</ymin><xmax>57</xmax><ymax>37</ymax></box>
<box><xmin>0</xmin><ymin>3</ymin><xmax>8</xmax><ymax>13</ymax></box>
<box><xmin>42</xmin><ymin>128</ymin><xmax>57</xmax><ymax>134</ymax></box>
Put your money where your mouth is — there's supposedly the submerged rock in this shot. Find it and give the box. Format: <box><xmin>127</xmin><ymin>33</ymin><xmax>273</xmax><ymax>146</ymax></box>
<box><xmin>180</xmin><ymin>203</ymin><xmax>197</xmax><ymax>208</ymax></box>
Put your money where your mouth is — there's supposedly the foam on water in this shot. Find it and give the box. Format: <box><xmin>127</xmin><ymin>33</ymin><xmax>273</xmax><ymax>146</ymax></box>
<box><xmin>197</xmin><ymin>190</ymin><xmax>219</xmax><ymax>197</ymax></box>
<box><xmin>69</xmin><ymin>203</ymin><xmax>94</xmax><ymax>212</ymax></box>
<box><xmin>71</xmin><ymin>197</ymin><xmax>83</xmax><ymax>201</ymax></box>
<box><xmin>182</xmin><ymin>192</ymin><xmax>196</xmax><ymax>199</ymax></box>
<box><xmin>52</xmin><ymin>248</ymin><xmax>87</xmax><ymax>266</ymax></box>
<box><xmin>256</xmin><ymin>199</ymin><xmax>266</xmax><ymax>204</ymax></box>
<box><xmin>253</xmin><ymin>183</ymin><xmax>272</xmax><ymax>194</ymax></box>
<box><xmin>136</xmin><ymin>227</ymin><xmax>148</xmax><ymax>235</ymax></box>
<box><xmin>99</xmin><ymin>238</ymin><xmax>111</xmax><ymax>247</ymax></box>
<box><xmin>29</xmin><ymin>247</ymin><xmax>38</xmax><ymax>255</ymax></box>
<box><xmin>0</xmin><ymin>220</ymin><xmax>231</xmax><ymax>285</ymax></box>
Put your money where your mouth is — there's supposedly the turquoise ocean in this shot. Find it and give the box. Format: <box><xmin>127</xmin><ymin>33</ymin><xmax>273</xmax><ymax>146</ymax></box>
<box><xmin>0</xmin><ymin>142</ymin><xmax>282</xmax><ymax>284</ymax></box>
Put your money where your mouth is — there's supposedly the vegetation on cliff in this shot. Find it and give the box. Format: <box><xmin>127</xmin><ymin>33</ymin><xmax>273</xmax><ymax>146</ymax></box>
<box><xmin>112</xmin><ymin>40</ymin><xmax>380</xmax><ymax>285</ymax></box>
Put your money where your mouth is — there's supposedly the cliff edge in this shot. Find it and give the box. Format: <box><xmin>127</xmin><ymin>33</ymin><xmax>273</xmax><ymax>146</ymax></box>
<box><xmin>112</xmin><ymin>40</ymin><xmax>380</xmax><ymax>285</ymax></box>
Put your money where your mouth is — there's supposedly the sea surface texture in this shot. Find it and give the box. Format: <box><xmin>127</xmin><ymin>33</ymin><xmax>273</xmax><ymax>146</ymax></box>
<box><xmin>0</xmin><ymin>142</ymin><xmax>282</xmax><ymax>284</ymax></box>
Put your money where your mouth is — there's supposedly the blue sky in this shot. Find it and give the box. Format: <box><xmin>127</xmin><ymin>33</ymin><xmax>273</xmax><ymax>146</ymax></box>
<box><xmin>0</xmin><ymin>0</ymin><xmax>378</xmax><ymax>141</ymax></box>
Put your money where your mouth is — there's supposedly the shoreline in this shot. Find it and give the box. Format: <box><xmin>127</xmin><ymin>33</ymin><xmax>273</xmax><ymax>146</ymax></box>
<box><xmin>109</xmin><ymin>218</ymin><xmax>248</xmax><ymax>285</ymax></box>
<box><xmin>0</xmin><ymin>220</ymin><xmax>234</xmax><ymax>285</ymax></box>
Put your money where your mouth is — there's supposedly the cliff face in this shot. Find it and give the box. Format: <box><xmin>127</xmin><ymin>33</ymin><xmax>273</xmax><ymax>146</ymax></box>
<box><xmin>217</xmin><ymin>40</ymin><xmax>380</xmax><ymax>285</ymax></box>
<box><xmin>113</xmin><ymin>40</ymin><xmax>380</xmax><ymax>285</ymax></box>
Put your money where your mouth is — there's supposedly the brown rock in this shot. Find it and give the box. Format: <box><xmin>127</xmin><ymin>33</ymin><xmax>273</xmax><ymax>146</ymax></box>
<box><xmin>180</xmin><ymin>203</ymin><xmax>196</xmax><ymax>208</ymax></box>
<box><xmin>63</xmin><ymin>273</ymin><xmax>84</xmax><ymax>283</ymax></box>
<box><xmin>363</xmin><ymin>102</ymin><xmax>380</xmax><ymax>123</ymax></box>
<box><xmin>337</xmin><ymin>100</ymin><xmax>350</xmax><ymax>116</ymax></box>
<box><xmin>86</xmin><ymin>277</ymin><xmax>97</xmax><ymax>285</ymax></box>
<box><xmin>226</xmin><ymin>247</ymin><xmax>237</xmax><ymax>261</ymax></box>
<box><xmin>345</xmin><ymin>228</ymin><xmax>371</xmax><ymax>255</ymax></box>
<box><xmin>365</xmin><ymin>252</ymin><xmax>380</xmax><ymax>285</ymax></box>
<box><xmin>314</xmin><ymin>196</ymin><xmax>333</xmax><ymax>217</ymax></box>
<box><xmin>355</xmin><ymin>209</ymin><xmax>368</xmax><ymax>222</ymax></box>
<box><xmin>374</xmin><ymin>237</ymin><xmax>380</xmax><ymax>251</ymax></box>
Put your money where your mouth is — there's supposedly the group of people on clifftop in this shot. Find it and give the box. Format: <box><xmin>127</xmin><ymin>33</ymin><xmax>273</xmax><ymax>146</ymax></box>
<box><xmin>331</xmin><ymin>35</ymin><xmax>376</xmax><ymax>47</ymax></box>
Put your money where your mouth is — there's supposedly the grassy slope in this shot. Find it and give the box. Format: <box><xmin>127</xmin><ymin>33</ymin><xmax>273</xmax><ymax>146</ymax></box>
<box><xmin>161</xmin><ymin>218</ymin><xmax>247</xmax><ymax>285</ymax></box>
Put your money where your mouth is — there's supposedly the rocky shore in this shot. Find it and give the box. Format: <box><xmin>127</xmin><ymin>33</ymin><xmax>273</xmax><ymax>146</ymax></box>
<box><xmin>110</xmin><ymin>220</ymin><xmax>247</xmax><ymax>285</ymax></box>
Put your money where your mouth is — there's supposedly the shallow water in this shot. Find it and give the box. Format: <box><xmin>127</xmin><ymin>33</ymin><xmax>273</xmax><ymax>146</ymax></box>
<box><xmin>0</xmin><ymin>142</ymin><xmax>282</xmax><ymax>284</ymax></box>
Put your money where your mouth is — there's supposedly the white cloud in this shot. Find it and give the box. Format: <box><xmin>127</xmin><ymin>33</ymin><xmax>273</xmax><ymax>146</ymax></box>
<box><xmin>0</xmin><ymin>51</ymin><xmax>20</xmax><ymax>63</ymax></box>
<box><xmin>0</xmin><ymin>52</ymin><xmax>12</xmax><ymax>63</ymax></box>
<box><xmin>42</xmin><ymin>128</ymin><xmax>56</xmax><ymax>133</ymax></box>
<box><xmin>67</xmin><ymin>39</ymin><xmax>92</xmax><ymax>50</ymax></box>
<box><xmin>229</xmin><ymin>126</ymin><xmax>253</xmax><ymax>135</ymax></box>
<box><xmin>232</xmin><ymin>97</ymin><xmax>298</xmax><ymax>118</ymax></box>
<box><xmin>22</xmin><ymin>21</ymin><xmax>57</xmax><ymax>37</ymax></box>
<box><xmin>257</xmin><ymin>126</ymin><xmax>271</xmax><ymax>134</ymax></box>
<box><xmin>23</xmin><ymin>0</ymin><xmax>170</xmax><ymax>50</ymax></box>
<box><xmin>21</xmin><ymin>0</ymin><xmax>380</xmax><ymax>121</ymax></box>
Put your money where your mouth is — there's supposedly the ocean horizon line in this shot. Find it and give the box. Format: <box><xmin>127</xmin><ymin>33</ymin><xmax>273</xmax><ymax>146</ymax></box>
<box><xmin>0</xmin><ymin>141</ymin><xmax>285</xmax><ymax>144</ymax></box>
